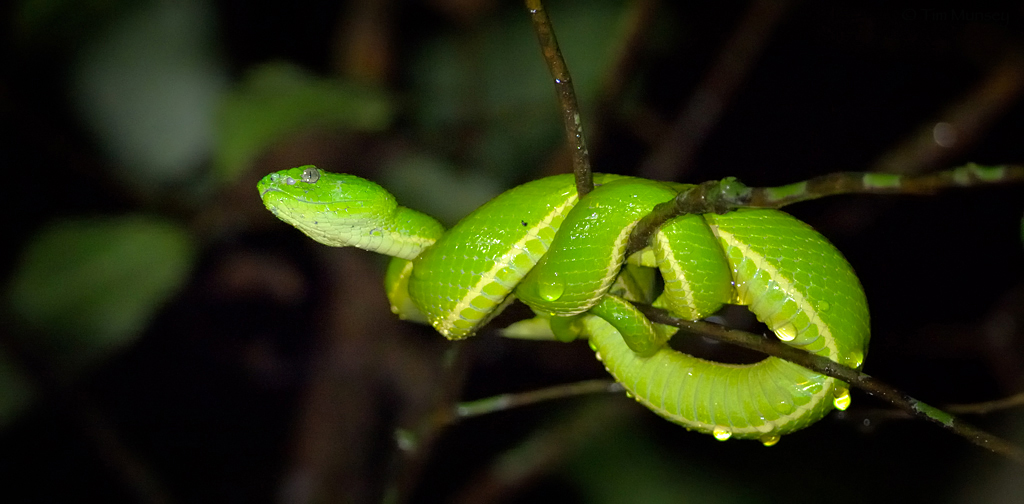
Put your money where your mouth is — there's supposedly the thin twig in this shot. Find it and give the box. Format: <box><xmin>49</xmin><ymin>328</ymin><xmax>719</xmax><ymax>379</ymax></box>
<box><xmin>385</xmin><ymin>376</ymin><xmax>623</xmax><ymax>503</ymax></box>
<box><xmin>525</xmin><ymin>0</ymin><xmax>594</xmax><ymax>197</ymax></box>
<box><xmin>625</xmin><ymin>179</ymin><xmax>738</xmax><ymax>256</ymax></box>
<box><xmin>455</xmin><ymin>379</ymin><xmax>623</xmax><ymax>420</ymax></box>
<box><xmin>625</xmin><ymin>163</ymin><xmax>1024</xmax><ymax>256</ymax></box>
<box><xmin>745</xmin><ymin>163</ymin><xmax>1024</xmax><ymax>208</ymax></box>
<box><xmin>635</xmin><ymin>305</ymin><xmax>1024</xmax><ymax>463</ymax></box>
<box><xmin>837</xmin><ymin>392</ymin><xmax>1024</xmax><ymax>422</ymax></box>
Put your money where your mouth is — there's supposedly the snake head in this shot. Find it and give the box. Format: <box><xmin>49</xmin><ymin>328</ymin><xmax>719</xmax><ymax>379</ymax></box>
<box><xmin>257</xmin><ymin>165</ymin><xmax>398</xmax><ymax>248</ymax></box>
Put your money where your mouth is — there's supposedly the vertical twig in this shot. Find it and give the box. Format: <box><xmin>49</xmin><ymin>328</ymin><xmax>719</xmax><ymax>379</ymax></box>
<box><xmin>525</xmin><ymin>0</ymin><xmax>594</xmax><ymax>197</ymax></box>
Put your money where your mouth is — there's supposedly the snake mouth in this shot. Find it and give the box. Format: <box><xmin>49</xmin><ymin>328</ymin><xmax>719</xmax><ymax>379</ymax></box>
<box><xmin>260</xmin><ymin>188</ymin><xmax>316</xmax><ymax>207</ymax></box>
<box><xmin>260</xmin><ymin>187</ymin><xmax>373</xmax><ymax>207</ymax></box>
<box><xmin>258</xmin><ymin>186</ymin><xmax>279</xmax><ymax>199</ymax></box>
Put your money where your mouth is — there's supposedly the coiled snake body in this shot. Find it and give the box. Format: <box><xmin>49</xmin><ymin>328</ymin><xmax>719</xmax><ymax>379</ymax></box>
<box><xmin>259</xmin><ymin>166</ymin><xmax>869</xmax><ymax>445</ymax></box>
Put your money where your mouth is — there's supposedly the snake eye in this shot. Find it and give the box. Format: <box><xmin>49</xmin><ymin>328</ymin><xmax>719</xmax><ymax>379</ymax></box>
<box><xmin>301</xmin><ymin>167</ymin><xmax>321</xmax><ymax>184</ymax></box>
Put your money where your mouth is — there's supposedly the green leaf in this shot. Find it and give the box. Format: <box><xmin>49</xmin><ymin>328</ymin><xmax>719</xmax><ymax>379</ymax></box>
<box><xmin>70</xmin><ymin>0</ymin><xmax>227</xmax><ymax>188</ymax></box>
<box><xmin>215</xmin><ymin>62</ymin><xmax>395</xmax><ymax>182</ymax></box>
<box><xmin>6</xmin><ymin>215</ymin><xmax>196</xmax><ymax>367</ymax></box>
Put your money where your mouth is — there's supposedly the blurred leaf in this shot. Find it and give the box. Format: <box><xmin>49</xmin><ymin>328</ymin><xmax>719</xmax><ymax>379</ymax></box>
<box><xmin>71</xmin><ymin>0</ymin><xmax>227</xmax><ymax>188</ymax></box>
<box><xmin>6</xmin><ymin>215</ymin><xmax>196</xmax><ymax>368</ymax></box>
<box><xmin>215</xmin><ymin>61</ymin><xmax>395</xmax><ymax>182</ymax></box>
<box><xmin>566</xmin><ymin>425</ymin><xmax>758</xmax><ymax>504</ymax></box>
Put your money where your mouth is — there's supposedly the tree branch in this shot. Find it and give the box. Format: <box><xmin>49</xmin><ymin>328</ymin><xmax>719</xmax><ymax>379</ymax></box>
<box><xmin>625</xmin><ymin>163</ymin><xmax>1024</xmax><ymax>256</ymax></box>
<box><xmin>455</xmin><ymin>379</ymin><xmax>623</xmax><ymax>420</ymax></box>
<box><xmin>525</xmin><ymin>0</ymin><xmax>593</xmax><ymax>197</ymax></box>
<box><xmin>635</xmin><ymin>304</ymin><xmax>1024</xmax><ymax>463</ymax></box>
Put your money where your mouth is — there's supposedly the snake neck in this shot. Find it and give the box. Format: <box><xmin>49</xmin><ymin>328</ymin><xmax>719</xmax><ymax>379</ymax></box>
<box><xmin>369</xmin><ymin>206</ymin><xmax>444</xmax><ymax>259</ymax></box>
<box><xmin>266</xmin><ymin>198</ymin><xmax>443</xmax><ymax>260</ymax></box>
<box><xmin>319</xmin><ymin>205</ymin><xmax>444</xmax><ymax>260</ymax></box>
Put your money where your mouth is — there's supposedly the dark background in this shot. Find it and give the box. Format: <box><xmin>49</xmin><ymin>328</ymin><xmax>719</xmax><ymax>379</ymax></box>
<box><xmin>2</xmin><ymin>1</ymin><xmax>1024</xmax><ymax>503</ymax></box>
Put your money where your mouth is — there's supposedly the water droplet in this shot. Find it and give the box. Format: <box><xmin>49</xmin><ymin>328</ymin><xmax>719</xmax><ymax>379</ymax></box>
<box><xmin>624</xmin><ymin>391</ymin><xmax>634</xmax><ymax>399</ymax></box>
<box><xmin>773</xmin><ymin>398</ymin><xmax>794</xmax><ymax>415</ymax></box>
<box><xmin>848</xmin><ymin>351</ymin><xmax>864</xmax><ymax>369</ymax></box>
<box><xmin>538</xmin><ymin>271</ymin><xmax>564</xmax><ymax>301</ymax></box>
<box><xmin>301</xmin><ymin>166</ymin><xmax>320</xmax><ymax>183</ymax></box>
<box><xmin>775</xmin><ymin>322</ymin><xmax>797</xmax><ymax>342</ymax></box>
<box><xmin>818</xmin><ymin>300</ymin><xmax>831</xmax><ymax>312</ymax></box>
<box><xmin>594</xmin><ymin>351</ymin><xmax>603</xmax><ymax>362</ymax></box>
<box><xmin>712</xmin><ymin>427</ymin><xmax>732</xmax><ymax>441</ymax></box>
<box><xmin>730</xmin><ymin>289</ymin><xmax>744</xmax><ymax>305</ymax></box>
<box><xmin>760</xmin><ymin>434</ymin><xmax>780</xmax><ymax>447</ymax></box>
<box><xmin>833</xmin><ymin>387</ymin><xmax>852</xmax><ymax>411</ymax></box>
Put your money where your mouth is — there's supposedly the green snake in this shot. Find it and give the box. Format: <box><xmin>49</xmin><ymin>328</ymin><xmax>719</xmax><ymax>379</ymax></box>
<box><xmin>258</xmin><ymin>165</ymin><xmax>870</xmax><ymax>445</ymax></box>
